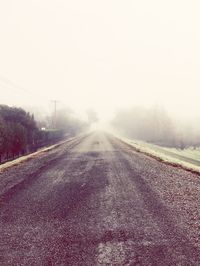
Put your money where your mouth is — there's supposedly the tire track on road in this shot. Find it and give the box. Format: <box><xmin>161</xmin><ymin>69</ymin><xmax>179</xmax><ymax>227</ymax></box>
<box><xmin>0</xmin><ymin>134</ymin><xmax>89</xmax><ymax>206</ymax></box>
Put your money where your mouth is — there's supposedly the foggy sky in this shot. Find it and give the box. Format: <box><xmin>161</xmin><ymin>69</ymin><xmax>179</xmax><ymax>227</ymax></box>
<box><xmin>0</xmin><ymin>0</ymin><xmax>200</xmax><ymax>120</ymax></box>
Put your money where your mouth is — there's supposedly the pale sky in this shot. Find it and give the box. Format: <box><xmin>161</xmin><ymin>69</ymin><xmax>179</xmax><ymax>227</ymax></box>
<box><xmin>0</xmin><ymin>0</ymin><xmax>200</xmax><ymax>120</ymax></box>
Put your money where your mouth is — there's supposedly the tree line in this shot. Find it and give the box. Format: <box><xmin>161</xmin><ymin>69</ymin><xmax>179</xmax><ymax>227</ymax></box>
<box><xmin>111</xmin><ymin>106</ymin><xmax>200</xmax><ymax>149</ymax></box>
<box><xmin>0</xmin><ymin>105</ymin><xmax>38</xmax><ymax>162</ymax></box>
<box><xmin>0</xmin><ymin>105</ymin><xmax>64</xmax><ymax>163</ymax></box>
<box><xmin>0</xmin><ymin>105</ymin><xmax>94</xmax><ymax>163</ymax></box>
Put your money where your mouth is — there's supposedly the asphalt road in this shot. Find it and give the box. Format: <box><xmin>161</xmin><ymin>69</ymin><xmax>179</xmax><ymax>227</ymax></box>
<box><xmin>0</xmin><ymin>132</ymin><xmax>200</xmax><ymax>265</ymax></box>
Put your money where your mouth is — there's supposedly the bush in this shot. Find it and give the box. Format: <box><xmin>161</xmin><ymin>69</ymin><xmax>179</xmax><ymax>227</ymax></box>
<box><xmin>0</xmin><ymin>105</ymin><xmax>37</xmax><ymax>160</ymax></box>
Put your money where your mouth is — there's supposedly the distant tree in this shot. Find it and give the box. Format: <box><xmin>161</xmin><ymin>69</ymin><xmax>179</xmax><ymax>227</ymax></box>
<box><xmin>4</xmin><ymin>122</ymin><xmax>14</xmax><ymax>160</ymax></box>
<box><xmin>86</xmin><ymin>109</ymin><xmax>99</xmax><ymax>124</ymax></box>
<box><xmin>111</xmin><ymin>106</ymin><xmax>176</xmax><ymax>147</ymax></box>
<box><xmin>0</xmin><ymin>104</ymin><xmax>90</xmax><ymax>163</ymax></box>
<box><xmin>0</xmin><ymin>105</ymin><xmax>38</xmax><ymax>159</ymax></box>
<box><xmin>55</xmin><ymin>108</ymin><xmax>89</xmax><ymax>135</ymax></box>
<box><xmin>10</xmin><ymin>123</ymin><xmax>27</xmax><ymax>157</ymax></box>
<box><xmin>0</xmin><ymin>116</ymin><xmax>6</xmax><ymax>162</ymax></box>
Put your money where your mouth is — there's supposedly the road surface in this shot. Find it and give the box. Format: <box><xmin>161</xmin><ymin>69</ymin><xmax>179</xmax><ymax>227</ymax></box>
<box><xmin>0</xmin><ymin>132</ymin><xmax>199</xmax><ymax>265</ymax></box>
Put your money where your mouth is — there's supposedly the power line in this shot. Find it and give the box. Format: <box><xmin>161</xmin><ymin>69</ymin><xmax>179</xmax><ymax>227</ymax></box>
<box><xmin>0</xmin><ymin>75</ymin><xmax>63</xmax><ymax>126</ymax></box>
<box><xmin>0</xmin><ymin>76</ymin><xmax>34</xmax><ymax>95</ymax></box>
<box><xmin>0</xmin><ymin>75</ymin><xmax>52</xmax><ymax>101</ymax></box>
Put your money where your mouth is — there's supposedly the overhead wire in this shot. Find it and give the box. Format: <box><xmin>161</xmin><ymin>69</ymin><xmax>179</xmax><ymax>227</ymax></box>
<box><xmin>0</xmin><ymin>75</ymin><xmax>54</xmax><ymax>102</ymax></box>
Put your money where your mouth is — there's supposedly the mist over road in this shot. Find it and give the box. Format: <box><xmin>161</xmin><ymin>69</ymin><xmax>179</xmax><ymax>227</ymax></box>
<box><xmin>0</xmin><ymin>132</ymin><xmax>199</xmax><ymax>265</ymax></box>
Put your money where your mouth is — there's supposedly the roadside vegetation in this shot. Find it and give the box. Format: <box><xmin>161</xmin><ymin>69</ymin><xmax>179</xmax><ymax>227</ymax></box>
<box><xmin>119</xmin><ymin>137</ymin><xmax>200</xmax><ymax>174</ymax></box>
<box><xmin>112</xmin><ymin>106</ymin><xmax>200</xmax><ymax>149</ymax></box>
<box><xmin>0</xmin><ymin>104</ymin><xmax>90</xmax><ymax>163</ymax></box>
<box><xmin>112</xmin><ymin>105</ymin><xmax>200</xmax><ymax>173</ymax></box>
<box><xmin>0</xmin><ymin>105</ymin><xmax>38</xmax><ymax>162</ymax></box>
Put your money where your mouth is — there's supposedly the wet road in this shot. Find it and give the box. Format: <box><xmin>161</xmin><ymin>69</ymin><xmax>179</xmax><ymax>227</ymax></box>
<box><xmin>0</xmin><ymin>132</ymin><xmax>200</xmax><ymax>265</ymax></box>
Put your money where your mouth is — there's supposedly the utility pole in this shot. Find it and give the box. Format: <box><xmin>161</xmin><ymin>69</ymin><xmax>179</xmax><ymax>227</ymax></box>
<box><xmin>52</xmin><ymin>100</ymin><xmax>59</xmax><ymax>129</ymax></box>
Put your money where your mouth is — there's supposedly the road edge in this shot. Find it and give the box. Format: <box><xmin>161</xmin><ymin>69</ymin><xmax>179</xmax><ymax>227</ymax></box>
<box><xmin>116</xmin><ymin>135</ymin><xmax>200</xmax><ymax>177</ymax></box>
<box><xmin>0</xmin><ymin>137</ymin><xmax>75</xmax><ymax>173</ymax></box>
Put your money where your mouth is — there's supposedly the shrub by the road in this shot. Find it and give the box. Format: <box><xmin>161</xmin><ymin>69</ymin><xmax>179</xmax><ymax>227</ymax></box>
<box><xmin>0</xmin><ymin>105</ymin><xmax>63</xmax><ymax>163</ymax></box>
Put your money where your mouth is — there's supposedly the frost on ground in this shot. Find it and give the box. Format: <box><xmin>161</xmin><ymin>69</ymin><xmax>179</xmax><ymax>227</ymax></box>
<box><xmin>118</xmin><ymin>136</ymin><xmax>200</xmax><ymax>174</ymax></box>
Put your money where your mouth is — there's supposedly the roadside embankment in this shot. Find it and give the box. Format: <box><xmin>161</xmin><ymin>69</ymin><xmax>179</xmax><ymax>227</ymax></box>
<box><xmin>117</xmin><ymin>136</ymin><xmax>200</xmax><ymax>176</ymax></box>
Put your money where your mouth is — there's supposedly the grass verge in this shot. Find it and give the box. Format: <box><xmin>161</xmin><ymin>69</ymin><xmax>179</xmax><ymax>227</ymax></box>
<box><xmin>117</xmin><ymin>136</ymin><xmax>200</xmax><ymax>176</ymax></box>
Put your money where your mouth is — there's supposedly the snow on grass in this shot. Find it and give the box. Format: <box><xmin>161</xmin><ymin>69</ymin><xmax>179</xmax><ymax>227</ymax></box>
<box><xmin>117</xmin><ymin>136</ymin><xmax>200</xmax><ymax>175</ymax></box>
<box><xmin>163</xmin><ymin>146</ymin><xmax>200</xmax><ymax>161</ymax></box>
